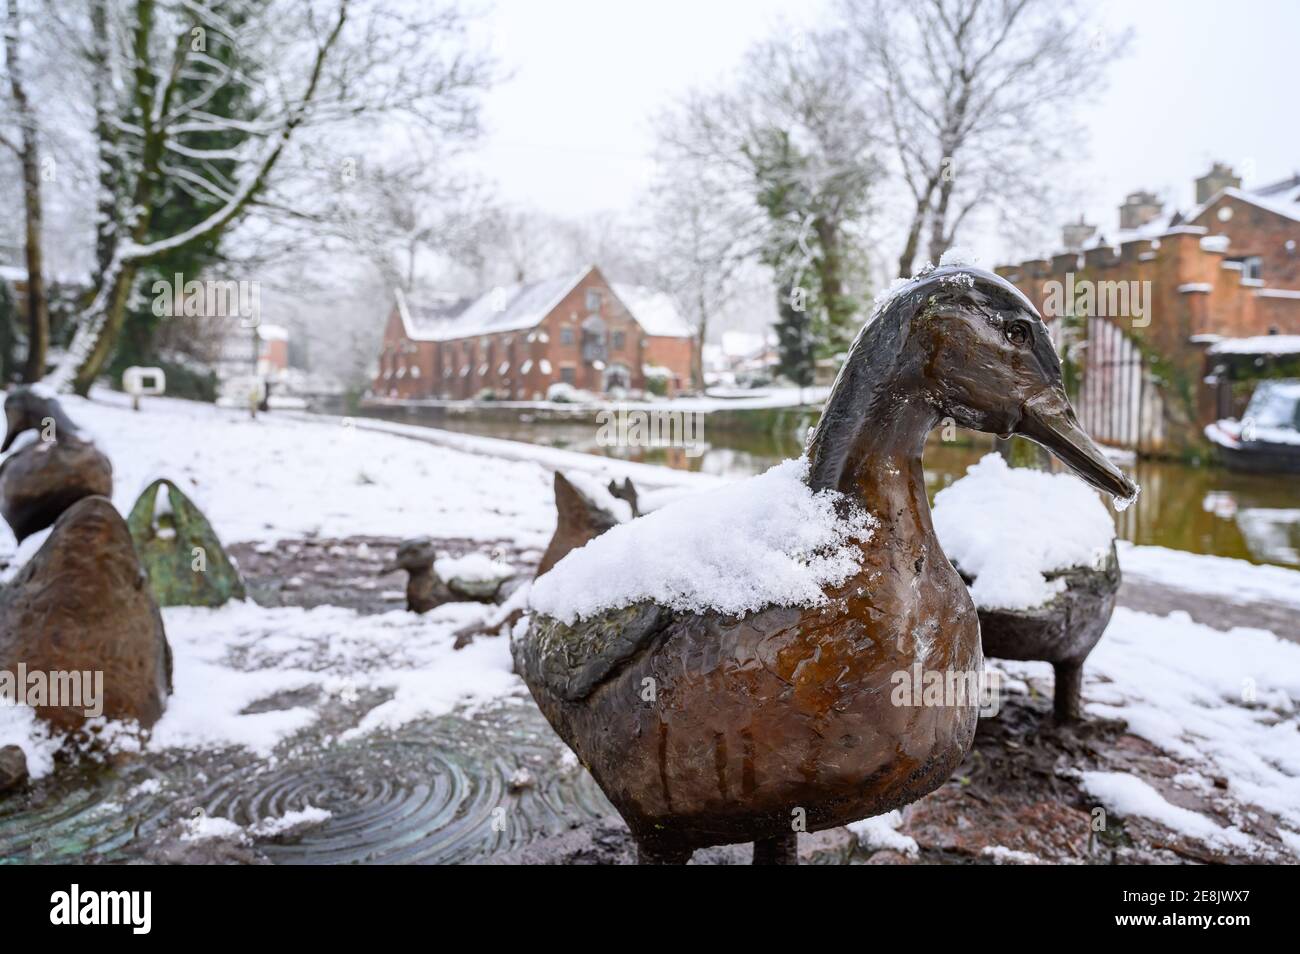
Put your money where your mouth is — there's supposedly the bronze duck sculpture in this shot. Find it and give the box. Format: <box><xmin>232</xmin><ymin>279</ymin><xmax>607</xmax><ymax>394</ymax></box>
<box><xmin>383</xmin><ymin>538</ymin><xmax>516</xmax><ymax>613</ymax></box>
<box><xmin>514</xmin><ymin>266</ymin><xmax>1137</xmax><ymax>864</ymax></box>
<box><xmin>968</xmin><ymin>544</ymin><xmax>1119</xmax><ymax>722</ymax></box>
<box><xmin>0</xmin><ymin>387</ymin><xmax>113</xmax><ymax>542</ymax></box>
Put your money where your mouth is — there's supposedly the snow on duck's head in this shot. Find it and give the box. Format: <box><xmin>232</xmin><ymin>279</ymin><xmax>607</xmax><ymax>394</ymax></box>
<box><xmin>811</xmin><ymin>264</ymin><xmax>1137</xmax><ymax>502</ymax></box>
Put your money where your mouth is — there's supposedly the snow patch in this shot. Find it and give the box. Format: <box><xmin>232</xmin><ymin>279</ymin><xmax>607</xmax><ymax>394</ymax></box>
<box><xmin>433</xmin><ymin>553</ymin><xmax>514</xmax><ymax>585</ymax></box>
<box><xmin>932</xmin><ymin>454</ymin><xmax>1116</xmax><ymax>611</ymax></box>
<box><xmin>1081</xmin><ymin>771</ymin><xmax>1254</xmax><ymax>851</ymax></box>
<box><xmin>847</xmin><ymin>811</ymin><xmax>919</xmax><ymax>856</ymax></box>
<box><xmin>529</xmin><ymin>458</ymin><xmax>874</xmax><ymax>623</ymax></box>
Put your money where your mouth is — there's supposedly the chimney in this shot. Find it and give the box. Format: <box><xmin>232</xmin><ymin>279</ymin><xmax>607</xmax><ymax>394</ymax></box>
<box><xmin>1195</xmin><ymin>162</ymin><xmax>1241</xmax><ymax>204</ymax></box>
<box><xmin>1119</xmin><ymin>191</ymin><xmax>1163</xmax><ymax>231</ymax></box>
<box><xmin>1061</xmin><ymin>215</ymin><xmax>1097</xmax><ymax>252</ymax></box>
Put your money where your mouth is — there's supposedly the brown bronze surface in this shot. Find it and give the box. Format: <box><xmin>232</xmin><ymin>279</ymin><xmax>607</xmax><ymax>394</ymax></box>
<box><xmin>515</xmin><ymin>267</ymin><xmax>1136</xmax><ymax>860</ymax></box>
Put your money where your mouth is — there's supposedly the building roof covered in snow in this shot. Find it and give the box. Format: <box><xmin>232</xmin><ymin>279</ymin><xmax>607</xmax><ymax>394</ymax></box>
<box><xmin>395</xmin><ymin>269</ymin><xmax>590</xmax><ymax>343</ymax></box>
<box><xmin>395</xmin><ymin>266</ymin><xmax>695</xmax><ymax>342</ymax></box>
<box><xmin>1207</xmin><ymin>334</ymin><xmax>1300</xmax><ymax>356</ymax></box>
<box><xmin>1187</xmin><ymin>174</ymin><xmax>1300</xmax><ymax>227</ymax></box>
<box><xmin>610</xmin><ymin>283</ymin><xmax>694</xmax><ymax>338</ymax></box>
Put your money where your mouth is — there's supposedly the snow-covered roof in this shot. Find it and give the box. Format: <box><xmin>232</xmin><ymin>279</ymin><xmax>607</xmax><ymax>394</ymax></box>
<box><xmin>393</xmin><ymin>269</ymin><xmax>695</xmax><ymax>343</ymax></box>
<box><xmin>611</xmin><ymin>283</ymin><xmax>695</xmax><ymax>338</ymax></box>
<box><xmin>1187</xmin><ymin>176</ymin><xmax>1300</xmax><ymax>227</ymax></box>
<box><xmin>1082</xmin><ymin>210</ymin><xmax>1187</xmax><ymax>251</ymax></box>
<box><xmin>257</xmin><ymin>324</ymin><xmax>289</xmax><ymax>341</ymax></box>
<box><xmin>395</xmin><ymin>267</ymin><xmax>592</xmax><ymax>343</ymax></box>
<box><xmin>1207</xmin><ymin>334</ymin><xmax>1300</xmax><ymax>356</ymax></box>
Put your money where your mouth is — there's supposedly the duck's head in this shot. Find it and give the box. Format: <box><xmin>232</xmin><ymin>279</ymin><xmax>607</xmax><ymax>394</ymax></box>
<box><xmin>813</xmin><ymin>266</ymin><xmax>1137</xmax><ymax>502</ymax></box>
<box><xmin>1</xmin><ymin>386</ymin><xmax>78</xmax><ymax>453</ymax></box>
<box><xmin>382</xmin><ymin>537</ymin><xmax>438</xmax><ymax>574</ymax></box>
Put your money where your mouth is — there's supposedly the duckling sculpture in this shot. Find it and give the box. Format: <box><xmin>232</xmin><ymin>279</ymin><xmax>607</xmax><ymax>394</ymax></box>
<box><xmin>963</xmin><ymin>543</ymin><xmax>1120</xmax><ymax>722</ymax></box>
<box><xmin>383</xmin><ymin>538</ymin><xmax>515</xmax><ymax>613</ymax></box>
<box><xmin>514</xmin><ymin>266</ymin><xmax>1137</xmax><ymax>864</ymax></box>
<box><xmin>0</xmin><ymin>387</ymin><xmax>113</xmax><ymax>542</ymax></box>
<box><xmin>932</xmin><ymin>453</ymin><xmax>1124</xmax><ymax>723</ymax></box>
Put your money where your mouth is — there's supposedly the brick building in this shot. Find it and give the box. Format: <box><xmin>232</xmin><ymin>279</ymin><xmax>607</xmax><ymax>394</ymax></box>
<box><xmin>995</xmin><ymin>165</ymin><xmax>1300</xmax><ymax>452</ymax></box>
<box><xmin>372</xmin><ymin>265</ymin><xmax>697</xmax><ymax>400</ymax></box>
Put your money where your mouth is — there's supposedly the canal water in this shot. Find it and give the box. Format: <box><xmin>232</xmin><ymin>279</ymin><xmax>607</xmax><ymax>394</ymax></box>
<box><xmin>423</xmin><ymin>415</ymin><xmax>1300</xmax><ymax>571</ymax></box>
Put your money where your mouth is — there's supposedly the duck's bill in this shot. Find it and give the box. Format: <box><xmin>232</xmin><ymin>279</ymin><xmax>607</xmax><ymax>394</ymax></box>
<box><xmin>0</xmin><ymin>414</ymin><xmax>18</xmax><ymax>453</ymax></box>
<box><xmin>1016</xmin><ymin>389</ymin><xmax>1140</xmax><ymax>502</ymax></box>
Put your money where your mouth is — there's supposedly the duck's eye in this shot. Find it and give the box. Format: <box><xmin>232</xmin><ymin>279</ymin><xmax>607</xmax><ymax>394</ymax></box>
<box><xmin>1005</xmin><ymin>320</ymin><xmax>1032</xmax><ymax>347</ymax></box>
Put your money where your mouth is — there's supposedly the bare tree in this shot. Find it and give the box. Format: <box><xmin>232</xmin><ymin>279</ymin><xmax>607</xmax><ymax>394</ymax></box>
<box><xmin>647</xmin><ymin>158</ymin><xmax>750</xmax><ymax>388</ymax></box>
<box><xmin>657</xmin><ymin>28</ymin><xmax>880</xmax><ymax>367</ymax></box>
<box><xmin>1</xmin><ymin>0</ymin><xmax>48</xmax><ymax>380</ymax></box>
<box><xmin>36</xmin><ymin>0</ymin><xmax>492</xmax><ymax>394</ymax></box>
<box><xmin>843</xmin><ymin>0</ymin><xmax>1128</xmax><ymax>277</ymax></box>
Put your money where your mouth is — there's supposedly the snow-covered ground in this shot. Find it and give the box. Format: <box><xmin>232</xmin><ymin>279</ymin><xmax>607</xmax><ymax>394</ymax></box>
<box><xmin>2</xmin><ymin>390</ymin><xmax>1299</xmax><ymax>859</ymax></box>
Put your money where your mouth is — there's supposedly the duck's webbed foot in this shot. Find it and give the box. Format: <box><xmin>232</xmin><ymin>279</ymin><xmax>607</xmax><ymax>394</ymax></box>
<box><xmin>1052</xmin><ymin>660</ymin><xmax>1084</xmax><ymax>722</ymax></box>
<box><xmin>636</xmin><ymin>841</ymin><xmax>693</xmax><ymax>865</ymax></box>
<box><xmin>752</xmin><ymin>832</ymin><xmax>799</xmax><ymax>865</ymax></box>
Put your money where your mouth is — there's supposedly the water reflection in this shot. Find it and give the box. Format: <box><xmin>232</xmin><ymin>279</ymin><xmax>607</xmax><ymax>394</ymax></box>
<box><xmin>423</xmin><ymin>415</ymin><xmax>1300</xmax><ymax>570</ymax></box>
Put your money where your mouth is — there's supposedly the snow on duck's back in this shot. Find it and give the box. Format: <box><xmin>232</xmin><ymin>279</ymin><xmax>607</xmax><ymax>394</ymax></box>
<box><xmin>932</xmin><ymin>454</ymin><xmax>1116</xmax><ymax>612</ymax></box>
<box><xmin>528</xmin><ymin>458</ymin><xmax>874</xmax><ymax>624</ymax></box>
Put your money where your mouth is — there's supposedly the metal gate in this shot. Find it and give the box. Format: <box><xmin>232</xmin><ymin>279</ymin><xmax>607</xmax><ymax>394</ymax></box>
<box><xmin>1077</xmin><ymin>317</ymin><xmax>1165</xmax><ymax>454</ymax></box>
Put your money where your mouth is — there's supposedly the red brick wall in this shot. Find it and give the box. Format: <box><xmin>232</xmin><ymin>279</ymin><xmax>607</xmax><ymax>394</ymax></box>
<box><xmin>1190</xmin><ymin>194</ymin><xmax>1300</xmax><ymax>292</ymax></box>
<box><xmin>373</xmin><ymin>267</ymin><xmax>698</xmax><ymax>401</ymax></box>
<box><xmin>643</xmin><ymin>336</ymin><xmax>694</xmax><ymax>393</ymax></box>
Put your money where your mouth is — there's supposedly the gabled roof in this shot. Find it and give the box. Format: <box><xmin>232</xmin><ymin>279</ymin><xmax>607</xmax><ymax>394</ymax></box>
<box><xmin>610</xmin><ymin>283</ymin><xmax>694</xmax><ymax>338</ymax></box>
<box><xmin>395</xmin><ymin>267</ymin><xmax>593</xmax><ymax>342</ymax></box>
<box><xmin>1188</xmin><ymin>176</ymin><xmax>1300</xmax><ymax>226</ymax></box>
<box><xmin>393</xmin><ymin>266</ymin><xmax>698</xmax><ymax>343</ymax></box>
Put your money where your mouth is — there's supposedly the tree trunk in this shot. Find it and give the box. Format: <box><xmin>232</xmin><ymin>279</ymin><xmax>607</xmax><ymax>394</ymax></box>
<box><xmin>896</xmin><ymin>179</ymin><xmax>937</xmax><ymax>278</ymax></box>
<box><xmin>6</xmin><ymin>0</ymin><xmax>49</xmax><ymax>382</ymax></box>
<box><xmin>813</xmin><ymin>217</ymin><xmax>851</xmax><ymax>351</ymax></box>
<box><xmin>71</xmin><ymin>262</ymin><xmax>139</xmax><ymax>396</ymax></box>
<box><xmin>90</xmin><ymin>0</ymin><xmax>117</xmax><ymax>277</ymax></box>
<box><xmin>927</xmin><ymin>173</ymin><xmax>957</xmax><ymax>266</ymax></box>
<box><xmin>691</xmin><ymin>288</ymin><xmax>707</xmax><ymax>390</ymax></box>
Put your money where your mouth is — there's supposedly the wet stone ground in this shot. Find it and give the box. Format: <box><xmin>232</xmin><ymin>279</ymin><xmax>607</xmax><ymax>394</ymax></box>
<box><xmin>1</xmin><ymin>535</ymin><xmax>1291</xmax><ymax>864</ymax></box>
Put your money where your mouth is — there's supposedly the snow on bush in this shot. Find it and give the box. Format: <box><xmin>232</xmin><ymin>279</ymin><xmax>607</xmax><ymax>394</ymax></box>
<box><xmin>932</xmin><ymin>454</ymin><xmax>1115</xmax><ymax>611</ymax></box>
<box><xmin>529</xmin><ymin>458</ymin><xmax>875</xmax><ymax>623</ymax></box>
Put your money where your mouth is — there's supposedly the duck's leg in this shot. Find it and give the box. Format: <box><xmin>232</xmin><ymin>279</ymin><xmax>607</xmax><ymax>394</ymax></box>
<box><xmin>752</xmin><ymin>832</ymin><xmax>799</xmax><ymax>865</ymax></box>
<box><xmin>1053</xmin><ymin>660</ymin><xmax>1083</xmax><ymax>722</ymax></box>
<box><xmin>636</xmin><ymin>841</ymin><xmax>692</xmax><ymax>865</ymax></box>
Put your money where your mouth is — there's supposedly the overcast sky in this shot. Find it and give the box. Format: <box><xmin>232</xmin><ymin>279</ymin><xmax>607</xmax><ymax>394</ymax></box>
<box><xmin>470</xmin><ymin>0</ymin><xmax>1299</xmax><ymax>265</ymax></box>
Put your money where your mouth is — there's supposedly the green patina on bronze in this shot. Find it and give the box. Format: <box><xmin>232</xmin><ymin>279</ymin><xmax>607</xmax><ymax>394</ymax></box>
<box><xmin>126</xmin><ymin>478</ymin><xmax>246</xmax><ymax>606</ymax></box>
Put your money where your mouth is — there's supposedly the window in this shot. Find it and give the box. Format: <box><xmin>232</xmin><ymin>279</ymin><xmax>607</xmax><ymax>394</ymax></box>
<box><xmin>586</xmin><ymin>289</ymin><xmax>602</xmax><ymax>311</ymax></box>
<box><xmin>560</xmin><ymin>327</ymin><xmax>575</xmax><ymax>346</ymax></box>
<box><xmin>1242</xmin><ymin>256</ymin><xmax>1262</xmax><ymax>283</ymax></box>
<box><xmin>612</xmin><ymin>331</ymin><xmax>626</xmax><ymax>350</ymax></box>
<box><xmin>560</xmin><ymin>366</ymin><xmax>576</xmax><ymax>385</ymax></box>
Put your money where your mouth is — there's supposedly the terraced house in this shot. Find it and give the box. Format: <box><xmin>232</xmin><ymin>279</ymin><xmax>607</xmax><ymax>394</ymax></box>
<box><xmin>996</xmin><ymin>164</ymin><xmax>1300</xmax><ymax>455</ymax></box>
<box><xmin>373</xmin><ymin>265</ymin><xmax>697</xmax><ymax>400</ymax></box>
